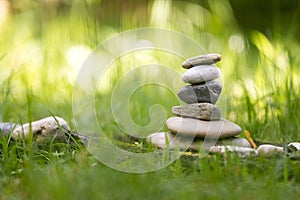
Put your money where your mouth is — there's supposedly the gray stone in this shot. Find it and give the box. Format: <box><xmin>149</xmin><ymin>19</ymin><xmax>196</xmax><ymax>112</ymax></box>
<box><xmin>182</xmin><ymin>53</ymin><xmax>222</xmax><ymax>69</ymax></box>
<box><xmin>209</xmin><ymin>146</ymin><xmax>257</xmax><ymax>158</ymax></box>
<box><xmin>0</xmin><ymin>120</ymin><xmax>88</xmax><ymax>144</ymax></box>
<box><xmin>288</xmin><ymin>142</ymin><xmax>300</xmax><ymax>151</ymax></box>
<box><xmin>166</xmin><ymin>117</ymin><xmax>242</xmax><ymax>139</ymax></box>
<box><xmin>146</xmin><ymin>132</ymin><xmax>195</xmax><ymax>150</ymax></box>
<box><xmin>147</xmin><ymin>132</ymin><xmax>251</xmax><ymax>151</ymax></box>
<box><xmin>257</xmin><ymin>144</ymin><xmax>283</xmax><ymax>156</ymax></box>
<box><xmin>182</xmin><ymin>65</ymin><xmax>220</xmax><ymax>84</ymax></box>
<box><xmin>12</xmin><ymin>116</ymin><xmax>70</xmax><ymax>142</ymax></box>
<box><xmin>0</xmin><ymin>123</ymin><xmax>20</xmax><ymax>136</ymax></box>
<box><xmin>220</xmin><ymin>138</ymin><xmax>252</xmax><ymax>148</ymax></box>
<box><xmin>172</xmin><ymin>103</ymin><xmax>221</xmax><ymax>121</ymax></box>
<box><xmin>177</xmin><ymin>81</ymin><xmax>222</xmax><ymax>104</ymax></box>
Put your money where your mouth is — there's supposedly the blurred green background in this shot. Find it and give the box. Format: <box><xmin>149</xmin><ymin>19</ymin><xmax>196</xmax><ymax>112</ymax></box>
<box><xmin>1</xmin><ymin>0</ymin><xmax>300</xmax><ymax>142</ymax></box>
<box><xmin>1</xmin><ymin>1</ymin><xmax>300</xmax><ymax>199</ymax></box>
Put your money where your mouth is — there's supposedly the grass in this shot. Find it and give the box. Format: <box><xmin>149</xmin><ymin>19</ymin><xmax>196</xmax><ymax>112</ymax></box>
<box><xmin>1</xmin><ymin>0</ymin><xmax>300</xmax><ymax>199</ymax></box>
<box><xmin>1</xmin><ymin>142</ymin><xmax>300</xmax><ymax>199</ymax></box>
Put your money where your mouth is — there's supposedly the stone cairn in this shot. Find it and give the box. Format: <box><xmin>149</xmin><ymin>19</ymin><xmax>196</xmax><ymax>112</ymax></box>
<box><xmin>147</xmin><ymin>53</ymin><xmax>255</xmax><ymax>156</ymax></box>
<box><xmin>146</xmin><ymin>54</ymin><xmax>299</xmax><ymax>158</ymax></box>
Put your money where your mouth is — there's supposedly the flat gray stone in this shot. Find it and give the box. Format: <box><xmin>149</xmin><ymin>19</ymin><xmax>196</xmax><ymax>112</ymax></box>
<box><xmin>166</xmin><ymin>117</ymin><xmax>242</xmax><ymax>139</ymax></box>
<box><xmin>177</xmin><ymin>81</ymin><xmax>222</xmax><ymax>104</ymax></box>
<box><xmin>147</xmin><ymin>132</ymin><xmax>251</xmax><ymax>151</ymax></box>
<box><xmin>182</xmin><ymin>65</ymin><xmax>220</xmax><ymax>84</ymax></box>
<box><xmin>182</xmin><ymin>53</ymin><xmax>222</xmax><ymax>69</ymax></box>
<box><xmin>172</xmin><ymin>103</ymin><xmax>221</xmax><ymax>120</ymax></box>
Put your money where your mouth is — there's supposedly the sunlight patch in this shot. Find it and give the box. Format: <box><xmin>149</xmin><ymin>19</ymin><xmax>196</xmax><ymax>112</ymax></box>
<box><xmin>66</xmin><ymin>45</ymin><xmax>92</xmax><ymax>83</ymax></box>
<box><xmin>228</xmin><ymin>35</ymin><xmax>244</xmax><ymax>53</ymax></box>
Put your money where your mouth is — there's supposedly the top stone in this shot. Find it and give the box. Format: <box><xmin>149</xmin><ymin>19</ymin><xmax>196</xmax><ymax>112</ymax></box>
<box><xmin>182</xmin><ymin>53</ymin><xmax>222</xmax><ymax>69</ymax></box>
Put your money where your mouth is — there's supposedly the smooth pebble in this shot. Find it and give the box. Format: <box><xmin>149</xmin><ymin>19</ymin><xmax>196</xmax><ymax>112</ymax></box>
<box><xmin>182</xmin><ymin>65</ymin><xmax>220</xmax><ymax>84</ymax></box>
<box><xmin>288</xmin><ymin>142</ymin><xmax>300</xmax><ymax>151</ymax></box>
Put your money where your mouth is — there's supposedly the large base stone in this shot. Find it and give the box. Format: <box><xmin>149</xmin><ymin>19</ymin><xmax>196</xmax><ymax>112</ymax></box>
<box><xmin>147</xmin><ymin>132</ymin><xmax>251</xmax><ymax>151</ymax></box>
<box><xmin>166</xmin><ymin>117</ymin><xmax>242</xmax><ymax>139</ymax></box>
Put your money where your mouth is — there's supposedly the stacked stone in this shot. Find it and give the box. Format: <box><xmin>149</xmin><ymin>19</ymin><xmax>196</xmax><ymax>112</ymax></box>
<box><xmin>147</xmin><ymin>53</ymin><xmax>251</xmax><ymax>151</ymax></box>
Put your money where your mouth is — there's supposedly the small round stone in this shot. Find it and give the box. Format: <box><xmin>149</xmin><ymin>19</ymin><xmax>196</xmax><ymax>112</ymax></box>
<box><xmin>172</xmin><ymin>103</ymin><xmax>221</xmax><ymax>121</ymax></box>
<box><xmin>177</xmin><ymin>81</ymin><xmax>222</xmax><ymax>104</ymax></box>
<box><xmin>288</xmin><ymin>142</ymin><xmax>300</xmax><ymax>151</ymax></box>
<box><xmin>182</xmin><ymin>65</ymin><xmax>220</xmax><ymax>84</ymax></box>
<box><xmin>182</xmin><ymin>53</ymin><xmax>222</xmax><ymax>69</ymax></box>
<box><xmin>209</xmin><ymin>146</ymin><xmax>257</xmax><ymax>158</ymax></box>
<box><xmin>166</xmin><ymin>117</ymin><xmax>242</xmax><ymax>139</ymax></box>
